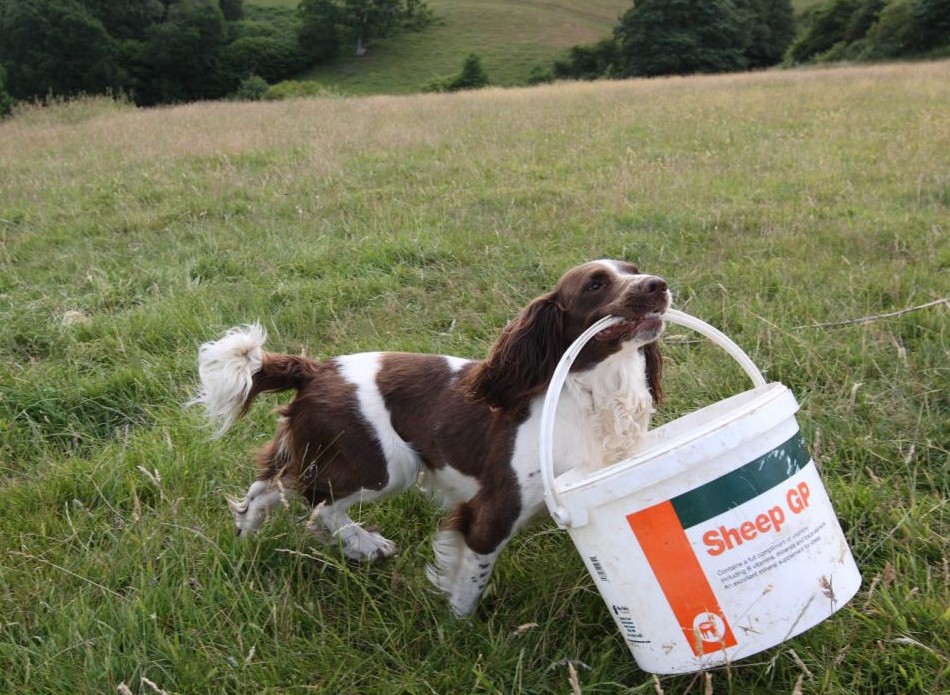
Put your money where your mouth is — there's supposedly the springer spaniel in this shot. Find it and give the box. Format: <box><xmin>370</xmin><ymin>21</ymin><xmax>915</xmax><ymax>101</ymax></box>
<box><xmin>191</xmin><ymin>260</ymin><xmax>670</xmax><ymax>617</ymax></box>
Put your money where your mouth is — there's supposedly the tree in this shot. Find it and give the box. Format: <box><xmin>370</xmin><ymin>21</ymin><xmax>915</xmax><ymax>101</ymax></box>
<box><xmin>452</xmin><ymin>53</ymin><xmax>489</xmax><ymax>90</ymax></box>
<box><xmin>141</xmin><ymin>0</ymin><xmax>230</xmax><ymax>104</ymax></box>
<box><xmin>422</xmin><ymin>53</ymin><xmax>490</xmax><ymax>92</ymax></box>
<box><xmin>736</xmin><ymin>0</ymin><xmax>796</xmax><ymax>68</ymax></box>
<box><xmin>615</xmin><ymin>0</ymin><xmax>749</xmax><ymax>77</ymax></box>
<box><xmin>77</xmin><ymin>0</ymin><xmax>165</xmax><ymax>40</ymax></box>
<box><xmin>338</xmin><ymin>0</ymin><xmax>401</xmax><ymax>55</ymax></box>
<box><xmin>297</xmin><ymin>0</ymin><xmax>342</xmax><ymax>63</ymax></box>
<box><xmin>913</xmin><ymin>0</ymin><xmax>950</xmax><ymax>51</ymax></box>
<box><xmin>0</xmin><ymin>0</ymin><xmax>122</xmax><ymax>99</ymax></box>
<box><xmin>787</xmin><ymin>0</ymin><xmax>870</xmax><ymax>63</ymax></box>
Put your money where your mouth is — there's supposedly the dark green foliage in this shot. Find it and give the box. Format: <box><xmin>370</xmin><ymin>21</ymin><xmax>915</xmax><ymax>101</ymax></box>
<box><xmin>0</xmin><ymin>63</ymin><xmax>14</xmax><ymax>116</ymax></box>
<box><xmin>423</xmin><ymin>53</ymin><xmax>489</xmax><ymax>92</ymax></box>
<box><xmin>615</xmin><ymin>0</ymin><xmax>749</xmax><ymax>76</ymax></box>
<box><xmin>78</xmin><ymin>0</ymin><xmax>165</xmax><ymax>40</ymax></box>
<box><xmin>454</xmin><ymin>53</ymin><xmax>489</xmax><ymax>89</ymax></box>
<box><xmin>0</xmin><ymin>0</ymin><xmax>328</xmax><ymax>106</ymax></box>
<box><xmin>0</xmin><ymin>0</ymin><xmax>123</xmax><ymax>99</ymax></box>
<box><xmin>139</xmin><ymin>0</ymin><xmax>230</xmax><ymax>104</ymax></box>
<box><xmin>297</xmin><ymin>0</ymin><xmax>342</xmax><ymax>63</ymax></box>
<box><xmin>787</xmin><ymin>0</ymin><xmax>950</xmax><ymax>63</ymax></box>
<box><xmin>297</xmin><ymin>0</ymin><xmax>433</xmax><ymax>60</ymax></box>
<box><xmin>865</xmin><ymin>0</ymin><xmax>918</xmax><ymax>57</ymax></box>
<box><xmin>218</xmin><ymin>0</ymin><xmax>243</xmax><ymax>22</ymax></box>
<box><xmin>222</xmin><ymin>35</ymin><xmax>306</xmax><ymax>84</ymax></box>
<box><xmin>788</xmin><ymin>0</ymin><xmax>874</xmax><ymax>62</ymax></box>
<box><xmin>736</xmin><ymin>0</ymin><xmax>797</xmax><ymax>68</ymax></box>
<box><xmin>234</xmin><ymin>73</ymin><xmax>268</xmax><ymax>100</ymax></box>
<box><xmin>912</xmin><ymin>0</ymin><xmax>950</xmax><ymax>50</ymax></box>
<box><xmin>553</xmin><ymin>0</ymin><xmax>795</xmax><ymax>81</ymax></box>
<box><xmin>552</xmin><ymin>38</ymin><xmax>620</xmax><ymax>80</ymax></box>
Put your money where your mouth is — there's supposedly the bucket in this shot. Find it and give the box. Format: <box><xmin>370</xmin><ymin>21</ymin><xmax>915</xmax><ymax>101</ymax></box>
<box><xmin>539</xmin><ymin>309</ymin><xmax>861</xmax><ymax>674</ymax></box>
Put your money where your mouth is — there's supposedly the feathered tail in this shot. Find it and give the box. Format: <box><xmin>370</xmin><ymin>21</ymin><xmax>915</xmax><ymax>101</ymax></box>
<box><xmin>188</xmin><ymin>323</ymin><xmax>269</xmax><ymax>438</ymax></box>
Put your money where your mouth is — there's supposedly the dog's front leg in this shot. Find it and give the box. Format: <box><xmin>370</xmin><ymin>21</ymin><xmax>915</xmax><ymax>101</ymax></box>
<box><xmin>427</xmin><ymin>530</ymin><xmax>504</xmax><ymax>618</ymax></box>
<box><xmin>426</xmin><ymin>493</ymin><xmax>521</xmax><ymax>617</ymax></box>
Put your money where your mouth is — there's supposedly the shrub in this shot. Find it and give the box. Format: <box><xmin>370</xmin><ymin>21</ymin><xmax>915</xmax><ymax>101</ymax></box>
<box><xmin>553</xmin><ymin>38</ymin><xmax>620</xmax><ymax>80</ymax></box>
<box><xmin>423</xmin><ymin>53</ymin><xmax>490</xmax><ymax>92</ymax></box>
<box><xmin>222</xmin><ymin>35</ymin><xmax>306</xmax><ymax>84</ymax></box>
<box><xmin>234</xmin><ymin>74</ymin><xmax>269</xmax><ymax>100</ymax></box>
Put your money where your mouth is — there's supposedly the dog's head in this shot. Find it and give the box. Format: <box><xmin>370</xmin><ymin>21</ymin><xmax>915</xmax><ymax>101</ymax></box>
<box><xmin>467</xmin><ymin>260</ymin><xmax>670</xmax><ymax>412</ymax></box>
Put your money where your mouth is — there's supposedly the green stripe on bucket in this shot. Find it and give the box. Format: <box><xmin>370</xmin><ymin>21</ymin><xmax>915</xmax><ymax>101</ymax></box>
<box><xmin>671</xmin><ymin>432</ymin><xmax>811</xmax><ymax>529</ymax></box>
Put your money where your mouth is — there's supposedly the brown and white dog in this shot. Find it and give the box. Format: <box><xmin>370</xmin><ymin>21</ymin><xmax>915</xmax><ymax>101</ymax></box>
<box><xmin>191</xmin><ymin>260</ymin><xmax>670</xmax><ymax>617</ymax></box>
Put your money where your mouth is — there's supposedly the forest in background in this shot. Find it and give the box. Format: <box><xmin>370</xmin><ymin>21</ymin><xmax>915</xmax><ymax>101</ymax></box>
<box><xmin>1</xmin><ymin>0</ymin><xmax>948</xmax><ymax>112</ymax></box>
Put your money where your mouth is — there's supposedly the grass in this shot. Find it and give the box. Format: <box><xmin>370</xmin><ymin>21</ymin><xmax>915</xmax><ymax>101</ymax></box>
<box><xmin>0</xmin><ymin>61</ymin><xmax>948</xmax><ymax>694</ymax></box>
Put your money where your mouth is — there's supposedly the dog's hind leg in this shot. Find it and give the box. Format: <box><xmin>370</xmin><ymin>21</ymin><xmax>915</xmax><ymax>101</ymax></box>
<box><xmin>306</xmin><ymin>487</ymin><xmax>403</xmax><ymax>562</ymax></box>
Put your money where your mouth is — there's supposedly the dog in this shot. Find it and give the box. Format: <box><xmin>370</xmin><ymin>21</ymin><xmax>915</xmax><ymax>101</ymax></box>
<box><xmin>190</xmin><ymin>260</ymin><xmax>670</xmax><ymax>617</ymax></box>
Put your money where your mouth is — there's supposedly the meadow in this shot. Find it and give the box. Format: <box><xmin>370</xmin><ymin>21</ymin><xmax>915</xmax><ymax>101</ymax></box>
<box><xmin>0</xmin><ymin>61</ymin><xmax>948</xmax><ymax>694</ymax></box>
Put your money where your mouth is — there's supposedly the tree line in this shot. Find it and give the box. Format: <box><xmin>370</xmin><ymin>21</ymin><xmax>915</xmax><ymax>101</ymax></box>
<box><xmin>1</xmin><ymin>0</ymin><xmax>948</xmax><ymax>113</ymax></box>
<box><xmin>549</xmin><ymin>0</ymin><xmax>950</xmax><ymax>82</ymax></box>
<box><xmin>0</xmin><ymin>0</ymin><xmax>430</xmax><ymax>109</ymax></box>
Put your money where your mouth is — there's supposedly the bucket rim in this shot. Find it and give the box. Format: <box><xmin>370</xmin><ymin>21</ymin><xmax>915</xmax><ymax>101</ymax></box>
<box><xmin>553</xmin><ymin>381</ymin><xmax>794</xmax><ymax>500</ymax></box>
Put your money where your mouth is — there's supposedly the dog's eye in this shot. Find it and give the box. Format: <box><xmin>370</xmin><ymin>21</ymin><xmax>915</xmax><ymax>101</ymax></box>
<box><xmin>587</xmin><ymin>279</ymin><xmax>605</xmax><ymax>292</ymax></box>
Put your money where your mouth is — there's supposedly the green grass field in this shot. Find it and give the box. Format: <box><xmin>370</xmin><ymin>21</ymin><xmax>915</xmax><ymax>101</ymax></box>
<box><xmin>1</xmin><ymin>61</ymin><xmax>948</xmax><ymax>694</ymax></box>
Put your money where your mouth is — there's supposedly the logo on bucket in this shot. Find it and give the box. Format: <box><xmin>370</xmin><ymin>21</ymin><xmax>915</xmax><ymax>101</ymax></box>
<box><xmin>627</xmin><ymin>432</ymin><xmax>811</xmax><ymax>657</ymax></box>
<box><xmin>692</xmin><ymin>612</ymin><xmax>728</xmax><ymax>644</ymax></box>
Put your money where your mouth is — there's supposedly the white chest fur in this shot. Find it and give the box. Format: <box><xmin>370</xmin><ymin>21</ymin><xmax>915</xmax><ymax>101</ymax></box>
<box><xmin>558</xmin><ymin>342</ymin><xmax>654</xmax><ymax>472</ymax></box>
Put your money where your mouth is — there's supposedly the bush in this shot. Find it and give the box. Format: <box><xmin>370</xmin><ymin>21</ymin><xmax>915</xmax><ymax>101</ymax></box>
<box><xmin>234</xmin><ymin>74</ymin><xmax>269</xmax><ymax>100</ymax></box>
<box><xmin>553</xmin><ymin>38</ymin><xmax>620</xmax><ymax>80</ymax></box>
<box><xmin>423</xmin><ymin>53</ymin><xmax>490</xmax><ymax>92</ymax></box>
<box><xmin>222</xmin><ymin>35</ymin><xmax>306</xmax><ymax>84</ymax></box>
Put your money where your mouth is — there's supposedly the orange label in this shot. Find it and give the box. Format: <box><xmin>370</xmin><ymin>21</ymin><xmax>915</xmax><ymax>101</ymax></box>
<box><xmin>627</xmin><ymin>501</ymin><xmax>738</xmax><ymax>656</ymax></box>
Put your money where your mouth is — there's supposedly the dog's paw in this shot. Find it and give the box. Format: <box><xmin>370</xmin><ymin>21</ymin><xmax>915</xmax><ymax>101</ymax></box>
<box><xmin>339</xmin><ymin>526</ymin><xmax>397</xmax><ymax>562</ymax></box>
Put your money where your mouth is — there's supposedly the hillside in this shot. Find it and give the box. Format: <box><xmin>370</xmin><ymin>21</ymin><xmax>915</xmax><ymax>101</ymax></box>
<box><xmin>258</xmin><ymin>0</ymin><xmax>826</xmax><ymax>95</ymax></box>
<box><xmin>1</xmin><ymin>62</ymin><xmax>948</xmax><ymax>694</ymax></box>
<box><xmin>260</xmin><ymin>0</ymin><xmax>633</xmax><ymax>93</ymax></box>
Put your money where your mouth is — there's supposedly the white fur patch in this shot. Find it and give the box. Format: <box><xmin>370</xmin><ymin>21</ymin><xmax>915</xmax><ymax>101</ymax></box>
<box><xmin>189</xmin><ymin>323</ymin><xmax>267</xmax><ymax>438</ymax></box>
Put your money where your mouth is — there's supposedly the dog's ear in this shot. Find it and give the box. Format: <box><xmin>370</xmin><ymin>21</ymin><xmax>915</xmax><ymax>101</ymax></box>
<box><xmin>465</xmin><ymin>293</ymin><xmax>565</xmax><ymax>412</ymax></box>
<box><xmin>644</xmin><ymin>341</ymin><xmax>663</xmax><ymax>404</ymax></box>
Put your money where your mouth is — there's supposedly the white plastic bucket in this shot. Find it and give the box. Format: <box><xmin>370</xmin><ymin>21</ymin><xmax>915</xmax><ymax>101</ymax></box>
<box><xmin>539</xmin><ymin>309</ymin><xmax>861</xmax><ymax>674</ymax></box>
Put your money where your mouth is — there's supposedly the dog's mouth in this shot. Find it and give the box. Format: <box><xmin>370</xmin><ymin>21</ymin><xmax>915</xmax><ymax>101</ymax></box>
<box><xmin>594</xmin><ymin>313</ymin><xmax>665</xmax><ymax>343</ymax></box>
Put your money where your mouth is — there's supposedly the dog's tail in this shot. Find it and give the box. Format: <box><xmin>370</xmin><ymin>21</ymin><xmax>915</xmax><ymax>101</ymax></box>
<box><xmin>188</xmin><ymin>323</ymin><xmax>312</xmax><ymax>438</ymax></box>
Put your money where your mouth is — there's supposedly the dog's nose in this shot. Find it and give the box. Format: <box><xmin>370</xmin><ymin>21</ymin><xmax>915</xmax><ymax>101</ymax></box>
<box><xmin>643</xmin><ymin>277</ymin><xmax>668</xmax><ymax>294</ymax></box>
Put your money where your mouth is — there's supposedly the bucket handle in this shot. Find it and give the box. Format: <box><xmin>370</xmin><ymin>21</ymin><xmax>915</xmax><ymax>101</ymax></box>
<box><xmin>539</xmin><ymin>309</ymin><xmax>767</xmax><ymax>524</ymax></box>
